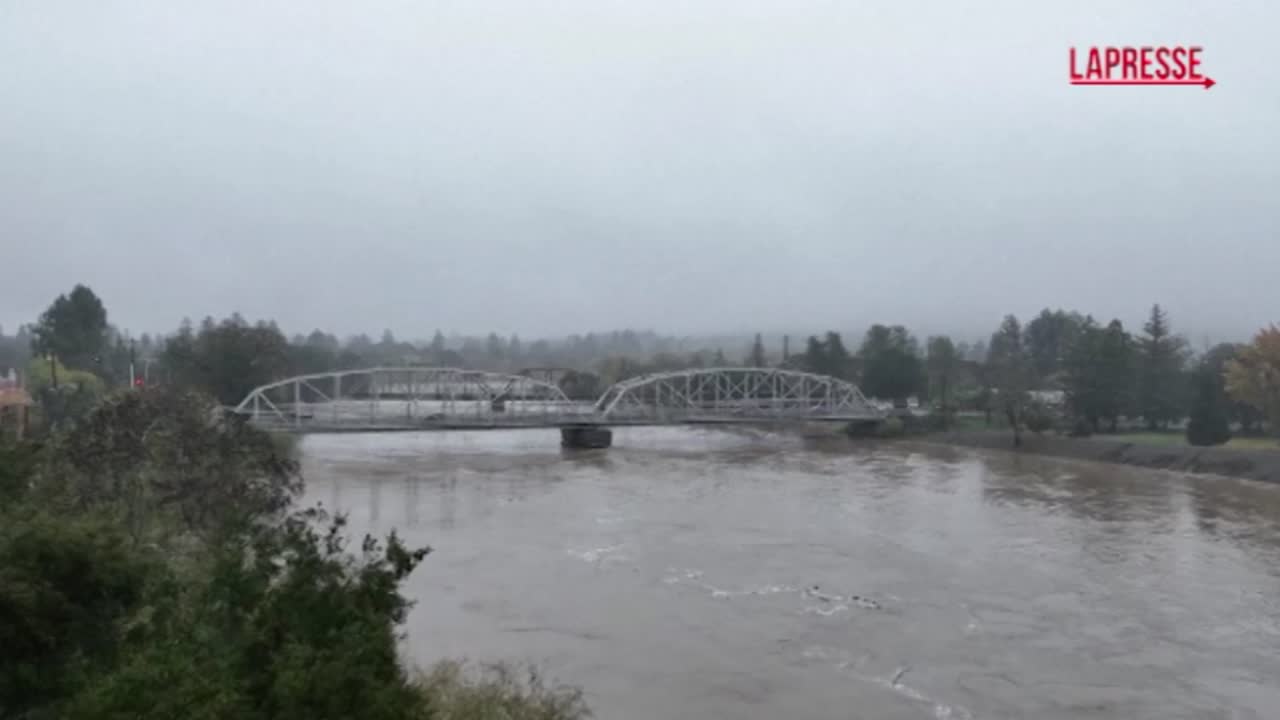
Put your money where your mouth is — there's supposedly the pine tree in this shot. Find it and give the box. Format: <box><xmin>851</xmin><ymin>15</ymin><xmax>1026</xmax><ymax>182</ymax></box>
<box><xmin>30</xmin><ymin>285</ymin><xmax>110</xmax><ymax>373</ymax></box>
<box><xmin>748</xmin><ymin>333</ymin><xmax>766</xmax><ymax>367</ymax></box>
<box><xmin>1187</xmin><ymin>362</ymin><xmax>1232</xmax><ymax>446</ymax></box>
<box><xmin>1138</xmin><ymin>304</ymin><xmax>1188</xmax><ymax>430</ymax></box>
<box><xmin>987</xmin><ymin>315</ymin><xmax>1031</xmax><ymax>446</ymax></box>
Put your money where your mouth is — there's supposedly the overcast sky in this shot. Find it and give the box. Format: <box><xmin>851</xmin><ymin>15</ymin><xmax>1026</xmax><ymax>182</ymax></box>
<box><xmin>2</xmin><ymin>1</ymin><xmax>1277</xmax><ymax>344</ymax></box>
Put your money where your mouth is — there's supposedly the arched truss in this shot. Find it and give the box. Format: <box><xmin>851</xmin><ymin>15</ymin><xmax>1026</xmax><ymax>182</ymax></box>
<box><xmin>593</xmin><ymin>367</ymin><xmax>882</xmax><ymax>422</ymax></box>
<box><xmin>233</xmin><ymin>367</ymin><xmax>576</xmax><ymax>430</ymax></box>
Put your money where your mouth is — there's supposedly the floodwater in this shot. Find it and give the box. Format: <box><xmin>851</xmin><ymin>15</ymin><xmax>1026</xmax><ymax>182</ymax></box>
<box><xmin>299</xmin><ymin>427</ymin><xmax>1280</xmax><ymax>719</ymax></box>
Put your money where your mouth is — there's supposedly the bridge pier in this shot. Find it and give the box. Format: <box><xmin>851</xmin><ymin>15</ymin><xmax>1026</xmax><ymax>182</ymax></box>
<box><xmin>561</xmin><ymin>425</ymin><xmax>613</xmax><ymax>449</ymax></box>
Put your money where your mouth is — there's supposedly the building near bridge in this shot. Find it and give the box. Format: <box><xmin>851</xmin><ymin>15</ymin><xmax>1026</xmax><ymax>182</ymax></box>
<box><xmin>0</xmin><ymin>369</ymin><xmax>32</xmax><ymax>440</ymax></box>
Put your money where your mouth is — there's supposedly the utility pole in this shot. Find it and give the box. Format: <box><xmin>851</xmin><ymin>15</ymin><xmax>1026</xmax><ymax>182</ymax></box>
<box><xmin>782</xmin><ymin>335</ymin><xmax>790</xmax><ymax>364</ymax></box>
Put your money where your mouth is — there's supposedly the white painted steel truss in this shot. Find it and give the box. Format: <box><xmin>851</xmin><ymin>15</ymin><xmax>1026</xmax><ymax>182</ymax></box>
<box><xmin>593</xmin><ymin>367</ymin><xmax>881</xmax><ymax>422</ymax></box>
<box><xmin>232</xmin><ymin>367</ymin><xmax>576</xmax><ymax>429</ymax></box>
<box><xmin>233</xmin><ymin>366</ymin><xmax>882</xmax><ymax>431</ymax></box>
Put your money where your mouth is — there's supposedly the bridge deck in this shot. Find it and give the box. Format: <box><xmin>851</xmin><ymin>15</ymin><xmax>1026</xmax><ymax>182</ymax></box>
<box><xmin>243</xmin><ymin>415</ymin><xmax>881</xmax><ymax>434</ymax></box>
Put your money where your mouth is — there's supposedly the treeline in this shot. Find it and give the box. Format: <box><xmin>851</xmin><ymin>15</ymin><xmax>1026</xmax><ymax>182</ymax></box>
<box><xmin>784</xmin><ymin>305</ymin><xmax>1277</xmax><ymax>447</ymax></box>
<box><xmin>6</xmin><ymin>284</ymin><xmax>1279</xmax><ymax>448</ymax></box>
<box><xmin>1</xmin><ymin>284</ymin><xmax>744</xmax><ymax>411</ymax></box>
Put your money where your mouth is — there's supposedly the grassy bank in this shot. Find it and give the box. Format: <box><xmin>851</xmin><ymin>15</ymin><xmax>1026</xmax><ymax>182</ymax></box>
<box><xmin>923</xmin><ymin>429</ymin><xmax>1280</xmax><ymax>485</ymax></box>
<box><xmin>1103</xmin><ymin>431</ymin><xmax>1279</xmax><ymax>451</ymax></box>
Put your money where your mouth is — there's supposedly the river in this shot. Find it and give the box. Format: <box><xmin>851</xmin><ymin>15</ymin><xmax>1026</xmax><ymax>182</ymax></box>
<box><xmin>299</xmin><ymin>427</ymin><xmax>1280</xmax><ymax>719</ymax></box>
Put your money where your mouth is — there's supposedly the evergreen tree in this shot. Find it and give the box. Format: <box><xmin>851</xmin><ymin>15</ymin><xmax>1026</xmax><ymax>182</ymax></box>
<box><xmin>747</xmin><ymin>333</ymin><xmax>766</xmax><ymax>367</ymax></box>
<box><xmin>1187</xmin><ymin>362</ymin><xmax>1232</xmax><ymax>446</ymax></box>
<box><xmin>1064</xmin><ymin>318</ymin><xmax>1135</xmax><ymax>433</ymax></box>
<box><xmin>925</xmin><ymin>335</ymin><xmax>959</xmax><ymax>414</ymax></box>
<box><xmin>987</xmin><ymin>315</ymin><xmax>1031</xmax><ymax>446</ymax></box>
<box><xmin>1137</xmin><ymin>304</ymin><xmax>1188</xmax><ymax>429</ymax></box>
<box><xmin>824</xmin><ymin>331</ymin><xmax>851</xmax><ymax>376</ymax></box>
<box><xmin>31</xmin><ymin>285</ymin><xmax>110</xmax><ymax>374</ymax></box>
<box><xmin>858</xmin><ymin>325</ymin><xmax>922</xmax><ymax>403</ymax></box>
<box><xmin>1063</xmin><ymin>317</ymin><xmax>1103</xmax><ymax>430</ymax></box>
<box><xmin>1096</xmin><ymin>320</ymin><xmax>1135</xmax><ymax>431</ymax></box>
<box><xmin>1025</xmin><ymin>308</ymin><xmax>1086</xmax><ymax>384</ymax></box>
<box><xmin>159</xmin><ymin>315</ymin><xmax>291</xmax><ymax>405</ymax></box>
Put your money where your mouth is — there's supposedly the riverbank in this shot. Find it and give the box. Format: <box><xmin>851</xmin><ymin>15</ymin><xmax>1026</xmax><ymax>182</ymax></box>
<box><xmin>919</xmin><ymin>430</ymin><xmax>1280</xmax><ymax>484</ymax></box>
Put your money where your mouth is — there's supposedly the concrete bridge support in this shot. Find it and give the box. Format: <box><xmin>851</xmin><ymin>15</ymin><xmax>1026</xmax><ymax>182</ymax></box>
<box><xmin>561</xmin><ymin>425</ymin><xmax>613</xmax><ymax>449</ymax></box>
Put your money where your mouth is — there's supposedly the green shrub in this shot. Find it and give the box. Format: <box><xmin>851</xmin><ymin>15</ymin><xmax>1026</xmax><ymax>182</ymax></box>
<box><xmin>0</xmin><ymin>511</ymin><xmax>155</xmax><ymax>716</ymax></box>
<box><xmin>876</xmin><ymin>417</ymin><xmax>905</xmax><ymax>438</ymax></box>
<box><xmin>1068</xmin><ymin>417</ymin><xmax>1094</xmax><ymax>437</ymax></box>
<box><xmin>417</xmin><ymin>661</ymin><xmax>590</xmax><ymax>720</ymax></box>
<box><xmin>3</xmin><ymin>389</ymin><xmax>592</xmax><ymax>720</ymax></box>
<box><xmin>1187</xmin><ymin>364</ymin><xmax>1232</xmax><ymax>447</ymax></box>
<box><xmin>1024</xmin><ymin>403</ymin><xmax>1054</xmax><ymax>435</ymax></box>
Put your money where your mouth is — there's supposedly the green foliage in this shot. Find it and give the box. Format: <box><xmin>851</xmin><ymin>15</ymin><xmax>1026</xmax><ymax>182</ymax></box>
<box><xmin>1209</xmin><ymin>341</ymin><xmax>1267</xmax><ymax>434</ymax></box>
<box><xmin>1187</xmin><ymin>362</ymin><xmax>1232</xmax><ymax>446</ymax></box>
<box><xmin>417</xmin><ymin>661</ymin><xmax>590</xmax><ymax>720</ymax></box>
<box><xmin>558</xmin><ymin>370</ymin><xmax>601</xmax><ymax>400</ymax></box>
<box><xmin>747</xmin><ymin>333</ymin><xmax>766</xmax><ymax>367</ymax></box>
<box><xmin>876</xmin><ymin>416</ymin><xmax>905</xmax><ymax>437</ymax></box>
<box><xmin>25</xmin><ymin>356</ymin><xmax>107</xmax><ymax>430</ymax></box>
<box><xmin>0</xmin><ymin>441</ymin><xmax>41</xmax><ymax>503</ymax></box>
<box><xmin>858</xmin><ymin>325</ymin><xmax>922</xmax><ymax>403</ymax></box>
<box><xmin>0</xmin><ymin>510</ymin><xmax>155</xmax><ymax>716</ymax></box>
<box><xmin>1063</xmin><ymin>319</ymin><xmax>1134</xmax><ymax>433</ymax></box>
<box><xmin>925</xmin><ymin>335</ymin><xmax>959</xmax><ymax>414</ymax></box>
<box><xmin>1023</xmin><ymin>402</ymin><xmax>1055</xmax><ymax>434</ymax></box>
<box><xmin>801</xmin><ymin>332</ymin><xmax>853</xmax><ymax>379</ymax></box>
<box><xmin>2</xmin><ymin>388</ymin><xmax>589</xmax><ymax>720</ymax></box>
<box><xmin>49</xmin><ymin>388</ymin><xmax>302</xmax><ymax>538</ymax></box>
<box><xmin>1025</xmin><ymin>309</ymin><xmax>1087</xmax><ymax>384</ymax></box>
<box><xmin>987</xmin><ymin>315</ymin><xmax>1031</xmax><ymax>445</ymax></box>
<box><xmin>1225</xmin><ymin>325</ymin><xmax>1280</xmax><ymax>438</ymax></box>
<box><xmin>1137</xmin><ymin>304</ymin><xmax>1189</xmax><ymax>430</ymax></box>
<box><xmin>26</xmin><ymin>356</ymin><xmax>106</xmax><ymax>397</ymax></box>
<box><xmin>1068</xmin><ymin>417</ymin><xmax>1094</xmax><ymax>437</ymax></box>
<box><xmin>161</xmin><ymin>315</ymin><xmax>292</xmax><ymax>406</ymax></box>
<box><xmin>65</xmin><ymin>512</ymin><xmax>432</xmax><ymax>720</ymax></box>
<box><xmin>30</xmin><ymin>285</ymin><xmax>110</xmax><ymax>374</ymax></box>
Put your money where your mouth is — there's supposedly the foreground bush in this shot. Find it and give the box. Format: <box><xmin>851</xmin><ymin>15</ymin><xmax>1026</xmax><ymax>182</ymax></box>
<box><xmin>417</xmin><ymin>662</ymin><xmax>590</xmax><ymax>720</ymax></box>
<box><xmin>1</xmin><ymin>387</ymin><xmax>590</xmax><ymax>720</ymax></box>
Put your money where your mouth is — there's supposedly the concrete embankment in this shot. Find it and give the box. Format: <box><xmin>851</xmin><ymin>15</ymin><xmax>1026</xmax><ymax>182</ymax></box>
<box><xmin>920</xmin><ymin>430</ymin><xmax>1280</xmax><ymax>485</ymax></box>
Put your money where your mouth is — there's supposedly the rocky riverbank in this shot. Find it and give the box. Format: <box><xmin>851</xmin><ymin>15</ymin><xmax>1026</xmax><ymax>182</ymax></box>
<box><xmin>919</xmin><ymin>430</ymin><xmax>1280</xmax><ymax>485</ymax></box>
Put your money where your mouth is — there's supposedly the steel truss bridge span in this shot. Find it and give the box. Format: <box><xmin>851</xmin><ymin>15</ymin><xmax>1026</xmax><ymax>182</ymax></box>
<box><xmin>232</xmin><ymin>366</ymin><xmax>882</xmax><ymax>432</ymax></box>
<box><xmin>593</xmin><ymin>367</ymin><xmax>878</xmax><ymax>423</ymax></box>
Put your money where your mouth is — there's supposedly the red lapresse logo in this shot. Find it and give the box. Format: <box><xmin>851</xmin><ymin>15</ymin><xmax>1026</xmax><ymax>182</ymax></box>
<box><xmin>1070</xmin><ymin>46</ymin><xmax>1215</xmax><ymax>89</ymax></box>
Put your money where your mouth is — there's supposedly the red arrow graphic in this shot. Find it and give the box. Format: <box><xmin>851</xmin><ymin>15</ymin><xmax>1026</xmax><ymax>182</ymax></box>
<box><xmin>1070</xmin><ymin>77</ymin><xmax>1215</xmax><ymax>89</ymax></box>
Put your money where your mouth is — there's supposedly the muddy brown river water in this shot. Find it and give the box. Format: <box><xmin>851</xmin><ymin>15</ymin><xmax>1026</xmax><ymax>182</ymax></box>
<box><xmin>300</xmin><ymin>427</ymin><xmax>1280</xmax><ymax>719</ymax></box>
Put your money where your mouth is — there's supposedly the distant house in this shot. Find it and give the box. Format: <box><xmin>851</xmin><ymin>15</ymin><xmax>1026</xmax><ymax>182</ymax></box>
<box><xmin>1028</xmin><ymin>390</ymin><xmax>1065</xmax><ymax>407</ymax></box>
<box><xmin>0</xmin><ymin>369</ymin><xmax>32</xmax><ymax>439</ymax></box>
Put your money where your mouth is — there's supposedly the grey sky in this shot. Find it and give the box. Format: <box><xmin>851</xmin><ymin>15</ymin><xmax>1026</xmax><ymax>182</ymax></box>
<box><xmin>2</xmin><ymin>1</ymin><xmax>1277</xmax><ymax>344</ymax></box>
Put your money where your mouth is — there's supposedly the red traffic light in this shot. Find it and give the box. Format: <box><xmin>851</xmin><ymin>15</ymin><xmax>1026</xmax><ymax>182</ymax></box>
<box><xmin>134</xmin><ymin>378</ymin><xmax>145</xmax><ymax>388</ymax></box>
